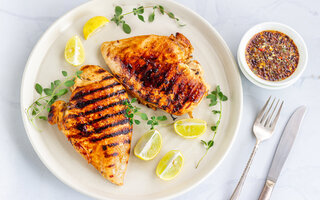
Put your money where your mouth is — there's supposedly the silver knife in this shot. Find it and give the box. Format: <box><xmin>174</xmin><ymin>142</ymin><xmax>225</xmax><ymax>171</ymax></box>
<box><xmin>258</xmin><ymin>106</ymin><xmax>307</xmax><ymax>200</ymax></box>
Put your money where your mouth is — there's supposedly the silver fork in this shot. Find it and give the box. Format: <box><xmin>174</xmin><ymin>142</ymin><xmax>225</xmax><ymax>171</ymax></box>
<box><xmin>230</xmin><ymin>97</ymin><xmax>284</xmax><ymax>200</ymax></box>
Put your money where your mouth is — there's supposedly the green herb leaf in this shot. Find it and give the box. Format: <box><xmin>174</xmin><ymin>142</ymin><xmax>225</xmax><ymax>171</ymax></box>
<box><xmin>54</xmin><ymin>80</ymin><xmax>61</xmax><ymax>86</ymax></box>
<box><xmin>35</xmin><ymin>101</ymin><xmax>41</xmax><ymax>106</ymax></box>
<box><xmin>51</xmin><ymin>82</ymin><xmax>54</xmax><ymax>90</ymax></box>
<box><xmin>147</xmin><ymin>120</ymin><xmax>152</xmax><ymax>125</ymax></box>
<box><xmin>148</xmin><ymin>12</ymin><xmax>155</xmax><ymax>22</ymax></box>
<box><xmin>211</xmin><ymin>126</ymin><xmax>217</xmax><ymax>131</ymax></box>
<box><xmin>35</xmin><ymin>83</ymin><xmax>43</xmax><ymax>95</ymax></box>
<box><xmin>64</xmin><ymin>80</ymin><xmax>75</xmax><ymax>87</ymax></box>
<box><xmin>137</xmin><ymin>6</ymin><xmax>144</xmax><ymax>14</ymax></box>
<box><xmin>159</xmin><ymin>5</ymin><xmax>164</xmax><ymax>14</ymax></box>
<box><xmin>221</xmin><ymin>95</ymin><xmax>228</xmax><ymax>101</ymax></box>
<box><xmin>138</xmin><ymin>15</ymin><xmax>145</xmax><ymax>22</ymax></box>
<box><xmin>212</xmin><ymin>110</ymin><xmax>221</xmax><ymax>114</ymax></box>
<box><xmin>115</xmin><ymin>6</ymin><xmax>123</xmax><ymax>15</ymax></box>
<box><xmin>76</xmin><ymin>70</ymin><xmax>83</xmax><ymax>75</ymax></box>
<box><xmin>122</xmin><ymin>23</ymin><xmax>131</xmax><ymax>34</ymax></box>
<box><xmin>76</xmin><ymin>71</ymin><xmax>83</xmax><ymax>79</ymax></box>
<box><xmin>131</xmin><ymin>98</ymin><xmax>137</xmax><ymax>103</ymax></box>
<box><xmin>39</xmin><ymin>116</ymin><xmax>48</xmax><ymax>120</ymax></box>
<box><xmin>209</xmin><ymin>101</ymin><xmax>217</xmax><ymax>107</ymax></box>
<box><xmin>134</xmin><ymin>119</ymin><xmax>141</xmax><ymax>125</ymax></box>
<box><xmin>57</xmin><ymin>89</ymin><xmax>68</xmax><ymax>97</ymax></box>
<box><xmin>140</xmin><ymin>113</ymin><xmax>148</xmax><ymax>120</ymax></box>
<box><xmin>201</xmin><ymin>140</ymin><xmax>207</xmax><ymax>146</ymax></box>
<box><xmin>32</xmin><ymin>109</ymin><xmax>36</xmax><ymax>116</ymax></box>
<box><xmin>207</xmin><ymin>140</ymin><xmax>214</xmax><ymax>148</ymax></box>
<box><xmin>216</xmin><ymin>85</ymin><xmax>221</xmax><ymax>94</ymax></box>
<box><xmin>44</xmin><ymin>88</ymin><xmax>53</xmax><ymax>96</ymax></box>
<box><xmin>157</xmin><ymin>115</ymin><xmax>167</xmax><ymax>121</ymax></box>
<box><xmin>167</xmin><ymin>12</ymin><xmax>175</xmax><ymax>19</ymax></box>
<box><xmin>62</xmin><ymin>71</ymin><xmax>68</xmax><ymax>77</ymax></box>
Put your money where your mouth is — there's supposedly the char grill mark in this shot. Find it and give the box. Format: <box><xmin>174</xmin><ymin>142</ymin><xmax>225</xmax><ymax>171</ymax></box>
<box><xmin>101</xmin><ymin>140</ymin><xmax>129</xmax><ymax>151</ymax></box>
<box><xmin>105</xmin><ymin>152</ymin><xmax>119</xmax><ymax>158</ymax></box>
<box><xmin>90</xmin><ymin>128</ymin><xmax>131</xmax><ymax>142</ymax></box>
<box><xmin>95</xmin><ymin>118</ymin><xmax>129</xmax><ymax>133</ymax></box>
<box><xmin>71</xmin><ymin>82</ymin><xmax>121</xmax><ymax>101</ymax></box>
<box><xmin>67</xmin><ymin>99</ymin><xmax>127</xmax><ymax>119</ymax></box>
<box><xmin>84</xmin><ymin>100</ymin><xmax>126</xmax><ymax>116</ymax></box>
<box><xmin>90</xmin><ymin>109</ymin><xmax>126</xmax><ymax>124</ymax></box>
<box><xmin>124</xmin><ymin>56</ymin><xmax>198</xmax><ymax>114</ymax></box>
<box><xmin>75</xmin><ymin>89</ymin><xmax>126</xmax><ymax>109</ymax></box>
<box><xmin>96</xmin><ymin>69</ymin><xmax>106</xmax><ymax>74</ymax></box>
<box><xmin>123</xmin><ymin>139</ymin><xmax>131</xmax><ymax>144</ymax></box>
<box><xmin>102</xmin><ymin>75</ymin><xmax>114</xmax><ymax>81</ymax></box>
<box><xmin>163</xmin><ymin>70</ymin><xmax>181</xmax><ymax>95</ymax></box>
<box><xmin>182</xmin><ymin>82</ymin><xmax>199</xmax><ymax>105</ymax></box>
<box><xmin>73</xmin><ymin>110</ymin><xmax>127</xmax><ymax>137</ymax></box>
<box><xmin>107</xmin><ymin>142</ymin><xmax>119</xmax><ymax>147</ymax></box>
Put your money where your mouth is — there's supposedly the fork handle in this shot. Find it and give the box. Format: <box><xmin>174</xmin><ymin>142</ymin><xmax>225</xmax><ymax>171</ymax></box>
<box><xmin>230</xmin><ymin>141</ymin><xmax>260</xmax><ymax>200</ymax></box>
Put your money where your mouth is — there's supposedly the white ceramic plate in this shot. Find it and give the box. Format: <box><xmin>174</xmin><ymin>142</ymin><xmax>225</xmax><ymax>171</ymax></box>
<box><xmin>20</xmin><ymin>0</ymin><xmax>243</xmax><ymax>199</ymax></box>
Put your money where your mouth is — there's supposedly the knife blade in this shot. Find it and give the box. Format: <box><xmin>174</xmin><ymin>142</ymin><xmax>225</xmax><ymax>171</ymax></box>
<box><xmin>258</xmin><ymin>105</ymin><xmax>307</xmax><ymax>200</ymax></box>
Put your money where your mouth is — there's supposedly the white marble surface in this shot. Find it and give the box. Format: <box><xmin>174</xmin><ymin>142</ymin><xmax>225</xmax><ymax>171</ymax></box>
<box><xmin>1</xmin><ymin>0</ymin><xmax>319</xmax><ymax>199</ymax></box>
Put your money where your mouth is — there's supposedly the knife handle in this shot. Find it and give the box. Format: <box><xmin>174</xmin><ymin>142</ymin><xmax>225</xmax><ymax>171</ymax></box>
<box><xmin>258</xmin><ymin>179</ymin><xmax>275</xmax><ymax>200</ymax></box>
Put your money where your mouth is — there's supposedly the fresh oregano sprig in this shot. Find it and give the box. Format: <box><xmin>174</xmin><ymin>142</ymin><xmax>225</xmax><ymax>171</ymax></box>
<box><xmin>196</xmin><ymin>85</ymin><xmax>228</xmax><ymax>168</ymax></box>
<box><xmin>146</xmin><ymin>115</ymin><xmax>167</xmax><ymax>130</ymax></box>
<box><xmin>26</xmin><ymin>70</ymin><xmax>83</xmax><ymax>131</ymax></box>
<box><xmin>123</xmin><ymin>98</ymin><xmax>167</xmax><ymax>129</ymax></box>
<box><xmin>123</xmin><ymin>98</ymin><xmax>144</xmax><ymax>125</ymax></box>
<box><xmin>111</xmin><ymin>5</ymin><xmax>185</xmax><ymax>34</ymax></box>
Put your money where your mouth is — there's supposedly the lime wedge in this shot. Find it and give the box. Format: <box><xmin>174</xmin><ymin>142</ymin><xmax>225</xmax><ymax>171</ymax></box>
<box><xmin>156</xmin><ymin>150</ymin><xmax>184</xmax><ymax>181</ymax></box>
<box><xmin>64</xmin><ymin>35</ymin><xmax>85</xmax><ymax>67</ymax></box>
<box><xmin>174</xmin><ymin>119</ymin><xmax>207</xmax><ymax>139</ymax></box>
<box><xmin>83</xmin><ymin>16</ymin><xmax>109</xmax><ymax>40</ymax></box>
<box><xmin>134</xmin><ymin>129</ymin><xmax>162</xmax><ymax>161</ymax></box>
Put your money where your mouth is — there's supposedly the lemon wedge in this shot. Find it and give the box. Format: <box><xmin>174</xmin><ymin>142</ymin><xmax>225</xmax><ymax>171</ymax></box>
<box><xmin>174</xmin><ymin>119</ymin><xmax>207</xmax><ymax>139</ymax></box>
<box><xmin>83</xmin><ymin>16</ymin><xmax>109</xmax><ymax>40</ymax></box>
<box><xmin>134</xmin><ymin>129</ymin><xmax>162</xmax><ymax>161</ymax></box>
<box><xmin>156</xmin><ymin>150</ymin><xmax>184</xmax><ymax>181</ymax></box>
<box><xmin>64</xmin><ymin>35</ymin><xmax>85</xmax><ymax>67</ymax></box>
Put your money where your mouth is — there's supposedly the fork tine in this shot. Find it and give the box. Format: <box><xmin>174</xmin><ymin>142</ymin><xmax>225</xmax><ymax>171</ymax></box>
<box><xmin>265</xmin><ymin>99</ymin><xmax>280</xmax><ymax>127</ymax></box>
<box><xmin>270</xmin><ymin>101</ymin><xmax>284</xmax><ymax>129</ymax></box>
<box><xmin>260</xmin><ymin>98</ymin><xmax>275</xmax><ymax>124</ymax></box>
<box><xmin>255</xmin><ymin>96</ymin><xmax>271</xmax><ymax>122</ymax></box>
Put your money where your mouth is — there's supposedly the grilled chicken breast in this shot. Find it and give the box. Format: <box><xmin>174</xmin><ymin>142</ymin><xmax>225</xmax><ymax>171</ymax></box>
<box><xmin>48</xmin><ymin>65</ymin><xmax>132</xmax><ymax>185</ymax></box>
<box><xmin>101</xmin><ymin>33</ymin><xmax>209</xmax><ymax>116</ymax></box>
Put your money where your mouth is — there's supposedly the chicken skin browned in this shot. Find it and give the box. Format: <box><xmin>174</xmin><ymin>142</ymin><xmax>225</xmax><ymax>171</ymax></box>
<box><xmin>101</xmin><ymin>33</ymin><xmax>209</xmax><ymax>116</ymax></box>
<box><xmin>48</xmin><ymin>65</ymin><xmax>132</xmax><ymax>185</ymax></box>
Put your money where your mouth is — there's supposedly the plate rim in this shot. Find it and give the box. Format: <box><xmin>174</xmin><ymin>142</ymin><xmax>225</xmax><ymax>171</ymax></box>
<box><xmin>20</xmin><ymin>0</ymin><xmax>243</xmax><ymax>199</ymax></box>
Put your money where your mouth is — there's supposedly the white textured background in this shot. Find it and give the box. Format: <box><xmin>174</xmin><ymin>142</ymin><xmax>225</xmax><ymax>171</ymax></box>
<box><xmin>1</xmin><ymin>0</ymin><xmax>319</xmax><ymax>199</ymax></box>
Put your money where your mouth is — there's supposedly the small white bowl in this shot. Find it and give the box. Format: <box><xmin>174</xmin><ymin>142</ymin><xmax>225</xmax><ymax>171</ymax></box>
<box><xmin>237</xmin><ymin>22</ymin><xmax>308</xmax><ymax>89</ymax></box>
